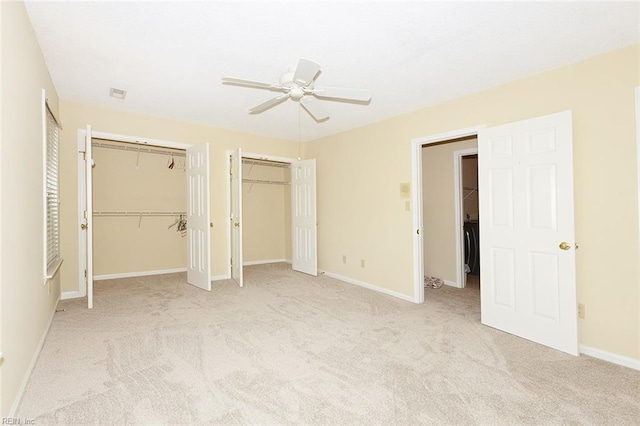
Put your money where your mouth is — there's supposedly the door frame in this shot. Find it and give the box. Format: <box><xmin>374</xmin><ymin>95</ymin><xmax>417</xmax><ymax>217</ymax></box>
<box><xmin>225</xmin><ymin>150</ymin><xmax>297</xmax><ymax>279</ymax></box>
<box><xmin>636</xmin><ymin>86</ymin><xmax>640</xmax><ymax>274</ymax></box>
<box><xmin>453</xmin><ymin>147</ymin><xmax>479</xmax><ymax>289</ymax></box>
<box><xmin>74</xmin><ymin>129</ymin><xmax>191</xmax><ymax>299</ymax></box>
<box><xmin>411</xmin><ymin>124</ymin><xmax>486</xmax><ymax>303</ymax></box>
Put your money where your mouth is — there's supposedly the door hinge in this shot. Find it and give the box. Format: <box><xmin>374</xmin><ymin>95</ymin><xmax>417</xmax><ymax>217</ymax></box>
<box><xmin>84</xmin><ymin>210</ymin><xmax>88</xmax><ymax>219</ymax></box>
<box><xmin>83</xmin><ymin>151</ymin><xmax>86</xmax><ymax>161</ymax></box>
<box><xmin>230</xmin><ymin>258</ymin><xmax>233</xmax><ymax>266</ymax></box>
<box><xmin>84</xmin><ymin>269</ymin><xmax>87</xmax><ymax>278</ymax></box>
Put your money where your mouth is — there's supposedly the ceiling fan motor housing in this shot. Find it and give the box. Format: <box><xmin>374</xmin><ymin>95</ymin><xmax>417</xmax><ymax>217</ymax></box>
<box><xmin>280</xmin><ymin>70</ymin><xmax>309</xmax><ymax>100</ymax></box>
<box><xmin>279</xmin><ymin>71</ymin><xmax>295</xmax><ymax>88</ymax></box>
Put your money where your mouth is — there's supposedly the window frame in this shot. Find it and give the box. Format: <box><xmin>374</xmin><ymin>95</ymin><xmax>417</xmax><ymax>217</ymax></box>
<box><xmin>43</xmin><ymin>90</ymin><xmax>63</xmax><ymax>279</ymax></box>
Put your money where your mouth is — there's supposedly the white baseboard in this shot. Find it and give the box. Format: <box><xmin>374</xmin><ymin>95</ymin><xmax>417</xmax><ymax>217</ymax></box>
<box><xmin>243</xmin><ymin>258</ymin><xmax>290</xmax><ymax>266</ymax></box>
<box><xmin>443</xmin><ymin>279</ymin><xmax>459</xmax><ymax>288</ymax></box>
<box><xmin>320</xmin><ymin>270</ymin><xmax>417</xmax><ymax>303</ymax></box>
<box><xmin>94</xmin><ymin>267</ymin><xmax>187</xmax><ymax>281</ymax></box>
<box><xmin>9</xmin><ymin>294</ymin><xmax>61</xmax><ymax>416</ymax></box>
<box><xmin>66</xmin><ymin>271</ymin><xmax>231</xmax><ymax>294</ymax></box>
<box><xmin>61</xmin><ymin>290</ymin><xmax>84</xmax><ymax>300</ymax></box>
<box><xmin>211</xmin><ymin>274</ymin><xmax>230</xmax><ymax>281</ymax></box>
<box><xmin>211</xmin><ymin>260</ymin><xmax>292</xmax><ymax>282</ymax></box>
<box><xmin>579</xmin><ymin>345</ymin><xmax>640</xmax><ymax>371</ymax></box>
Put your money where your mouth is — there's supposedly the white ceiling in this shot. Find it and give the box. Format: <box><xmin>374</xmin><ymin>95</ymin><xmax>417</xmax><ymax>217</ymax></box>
<box><xmin>25</xmin><ymin>1</ymin><xmax>639</xmax><ymax>142</ymax></box>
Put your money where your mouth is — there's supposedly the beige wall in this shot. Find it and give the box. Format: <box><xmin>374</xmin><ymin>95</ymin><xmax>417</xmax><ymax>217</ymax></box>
<box><xmin>242</xmin><ymin>162</ymin><xmax>291</xmax><ymax>263</ymax></box>
<box><xmin>92</xmin><ymin>146</ymin><xmax>187</xmax><ymax>275</ymax></box>
<box><xmin>307</xmin><ymin>44</ymin><xmax>640</xmax><ymax>360</ymax></box>
<box><xmin>422</xmin><ymin>138</ymin><xmax>478</xmax><ymax>283</ymax></box>
<box><xmin>0</xmin><ymin>1</ymin><xmax>61</xmax><ymax>415</ymax></box>
<box><xmin>59</xmin><ymin>101</ymin><xmax>301</xmax><ymax>293</ymax></box>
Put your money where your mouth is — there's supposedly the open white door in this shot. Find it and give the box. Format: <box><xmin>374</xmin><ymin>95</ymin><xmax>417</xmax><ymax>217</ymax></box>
<box><xmin>478</xmin><ymin>110</ymin><xmax>577</xmax><ymax>355</ymax></box>
<box><xmin>291</xmin><ymin>159</ymin><xmax>317</xmax><ymax>276</ymax></box>
<box><xmin>186</xmin><ymin>144</ymin><xmax>211</xmax><ymax>291</ymax></box>
<box><xmin>230</xmin><ymin>148</ymin><xmax>243</xmax><ymax>287</ymax></box>
<box><xmin>84</xmin><ymin>125</ymin><xmax>94</xmax><ymax>308</ymax></box>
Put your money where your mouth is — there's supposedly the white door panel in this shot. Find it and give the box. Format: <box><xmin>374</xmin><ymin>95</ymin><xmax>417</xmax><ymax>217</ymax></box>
<box><xmin>186</xmin><ymin>144</ymin><xmax>211</xmax><ymax>291</ymax></box>
<box><xmin>291</xmin><ymin>159</ymin><xmax>317</xmax><ymax>276</ymax></box>
<box><xmin>479</xmin><ymin>110</ymin><xmax>577</xmax><ymax>355</ymax></box>
<box><xmin>85</xmin><ymin>125</ymin><xmax>94</xmax><ymax>308</ymax></box>
<box><xmin>230</xmin><ymin>148</ymin><xmax>243</xmax><ymax>287</ymax></box>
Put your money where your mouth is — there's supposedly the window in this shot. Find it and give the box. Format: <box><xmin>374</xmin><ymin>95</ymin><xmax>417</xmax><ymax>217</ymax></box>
<box><xmin>44</xmin><ymin>92</ymin><xmax>62</xmax><ymax>278</ymax></box>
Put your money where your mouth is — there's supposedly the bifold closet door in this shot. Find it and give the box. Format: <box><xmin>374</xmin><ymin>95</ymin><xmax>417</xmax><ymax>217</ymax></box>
<box><xmin>85</xmin><ymin>125</ymin><xmax>94</xmax><ymax>308</ymax></box>
<box><xmin>186</xmin><ymin>143</ymin><xmax>211</xmax><ymax>291</ymax></box>
<box><xmin>230</xmin><ymin>148</ymin><xmax>243</xmax><ymax>287</ymax></box>
<box><xmin>291</xmin><ymin>159</ymin><xmax>317</xmax><ymax>276</ymax></box>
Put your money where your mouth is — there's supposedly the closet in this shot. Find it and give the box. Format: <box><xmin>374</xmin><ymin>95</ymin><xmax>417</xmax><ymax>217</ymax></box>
<box><xmin>241</xmin><ymin>158</ymin><xmax>291</xmax><ymax>264</ymax></box>
<box><xmin>91</xmin><ymin>139</ymin><xmax>187</xmax><ymax>277</ymax></box>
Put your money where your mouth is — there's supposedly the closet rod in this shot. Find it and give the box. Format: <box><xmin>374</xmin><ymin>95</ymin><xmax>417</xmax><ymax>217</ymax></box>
<box><xmin>463</xmin><ymin>187</ymin><xmax>478</xmax><ymax>201</ymax></box>
<box><xmin>93</xmin><ymin>211</ymin><xmax>186</xmax><ymax>217</ymax></box>
<box><xmin>242</xmin><ymin>158</ymin><xmax>290</xmax><ymax>169</ymax></box>
<box><xmin>242</xmin><ymin>178</ymin><xmax>290</xmax><ymax>185</ymax></box>
<box><xmin>92</xmin><ymin>141</ymin><xmax>186</xmax><ymax>157</ymax></box>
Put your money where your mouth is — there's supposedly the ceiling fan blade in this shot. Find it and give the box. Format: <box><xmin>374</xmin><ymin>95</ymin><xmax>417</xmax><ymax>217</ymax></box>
<box><xmin>249</xmin><ymin>94</ymin><xmax>290</xmax><ymax>114</ymax></box>
<box><xmin>312</xmin><ymin>86</ymin><xmax>371</xmax><ymax>102</ymax></box>
<box><xmin>222</xmin><ymin>77</ymin><xmax>283</xmax><ymax>91</ymax></box>
<box><xmin>293</xmin><ymin>58</ymin><xmax>321</xmax><ymax>86</ymax></box>
<box><xmin>300</xmin><ymin>96</ymin><xmax>329</xmax><ymax>121</ymax></box>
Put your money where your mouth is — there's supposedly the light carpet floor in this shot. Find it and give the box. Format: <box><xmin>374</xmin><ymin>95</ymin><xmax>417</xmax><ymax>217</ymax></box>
<box><xmin>17</xmin><ymin>263</ymin><xmax>640</xmax><ymax>425</ymax></box>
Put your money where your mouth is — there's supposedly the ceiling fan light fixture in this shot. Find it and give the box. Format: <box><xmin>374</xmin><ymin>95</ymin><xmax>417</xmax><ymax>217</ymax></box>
<box><xmin>289</xmin><ymin>87</ymin><xmax>304</xmax><ymax>100</ymax></box>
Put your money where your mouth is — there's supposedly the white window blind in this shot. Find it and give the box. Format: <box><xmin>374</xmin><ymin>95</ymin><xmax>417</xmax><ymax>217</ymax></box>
<box><xmin>44</xmin><ymin>93</ymin><xmax>62</xmax><ymax>278</ymax></box>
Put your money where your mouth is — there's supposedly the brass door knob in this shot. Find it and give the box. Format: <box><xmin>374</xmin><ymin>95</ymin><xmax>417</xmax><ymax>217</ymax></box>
<box><xmin>234</xmin><ymin>222</ymin><xmax>240</xmax><ymax>227</ymax></box>
<box><xmin>559</xmin><ymin>242</ymin><xmax>571</xmax><ymax>250</ymax></box>
<box><xmin>80</xmin><ymin>223</ymin><xmax>88</xmax><ymax>230</ymax></box>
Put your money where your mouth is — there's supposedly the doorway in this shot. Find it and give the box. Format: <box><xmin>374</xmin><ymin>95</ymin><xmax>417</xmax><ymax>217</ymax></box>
<box><xmin>421</xmin><ymin>136</ymin><xmax>478</xmax><ymax>290</ymax></box>
<box><xmin>412</xmin><ymin>111</ymin><xmax>578</xmax><ymax>355</ymax></box>
<box><xmin>227</xmin><ymin>150</ymin><xmax>318</xmax><ymax>287</ymax></box>
<box><xmin>461</xmin><ymin>153</ymin><xmax>480</xmax><ymax>291</ymax></box>
<box><xmin>242</xmin><ymin>157</ymin><xmax>292</xmax><ymax>264</ymax></box>
<box><xmin>76</xmin><ymin>128</ymin><xmax>211</xmax><ymax>308</ymax></box>
<box><xmin>90</xmin><ymin>138</ymin><xmax>188</xmax><ymax>279</ymax></box>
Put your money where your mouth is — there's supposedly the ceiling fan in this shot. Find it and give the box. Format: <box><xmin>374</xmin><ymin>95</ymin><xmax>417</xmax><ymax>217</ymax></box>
<box><xmin>222</xmin><ymin>58</ymin><xmax>371</xmax><ymax>121</ymax></box>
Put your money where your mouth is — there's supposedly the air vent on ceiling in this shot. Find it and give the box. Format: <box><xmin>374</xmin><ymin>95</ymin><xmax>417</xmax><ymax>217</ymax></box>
<box><xmin>109</xmin><ymin>87</ymin><xmax>127</xmax><ymax>100</ymax></box>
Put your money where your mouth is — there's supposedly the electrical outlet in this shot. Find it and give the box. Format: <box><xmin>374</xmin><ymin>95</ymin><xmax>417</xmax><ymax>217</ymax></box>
<box><xmin>578</xmin><ymin>303</ymin><xmax>585</xmax><ymax>319</ymax></box>
<box><xmin>360</xmin><ymin>259</ymin><xmax>365</xmax><ymax>268</ymax></box>
<box><xmin>342</xmin><ymin>255</ymin><xmax>347</xmax><ymax>264</ymax></box>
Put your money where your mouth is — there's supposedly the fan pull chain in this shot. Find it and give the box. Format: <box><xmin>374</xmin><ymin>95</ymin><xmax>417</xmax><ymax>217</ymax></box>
<box><xmin>297</xmin><ymin>103</ymin><xmax>302</xmax><ymax>160</ymax></box>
